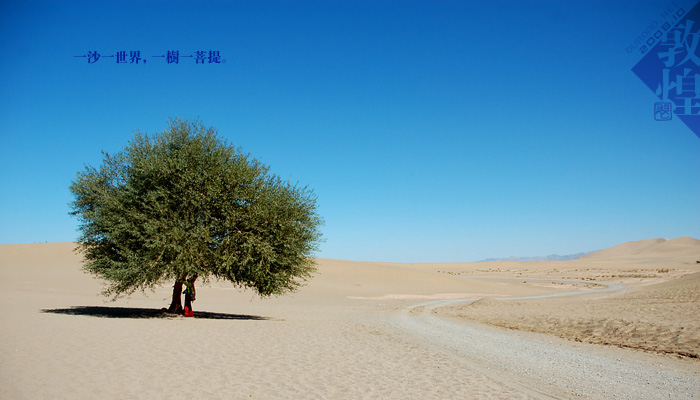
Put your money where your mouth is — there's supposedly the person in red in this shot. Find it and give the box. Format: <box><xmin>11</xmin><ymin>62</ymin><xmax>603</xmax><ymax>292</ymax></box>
<box><xmin>183</xmin><ymin>280</ymin><xmax>196</xmax><ymax>317</ymax></box>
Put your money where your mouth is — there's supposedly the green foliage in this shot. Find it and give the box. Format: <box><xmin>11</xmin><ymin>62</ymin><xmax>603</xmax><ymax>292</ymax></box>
<box><xmin>69</xmin><ymin>118</ymin><xmax>323</xmax><ymax>299</ymax></box>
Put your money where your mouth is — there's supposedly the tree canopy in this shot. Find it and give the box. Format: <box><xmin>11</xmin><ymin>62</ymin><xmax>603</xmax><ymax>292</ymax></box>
<box><xmin>69</xmin><ymin>119</ymin><xmax>323</xmax><ymax>311</ymax></box>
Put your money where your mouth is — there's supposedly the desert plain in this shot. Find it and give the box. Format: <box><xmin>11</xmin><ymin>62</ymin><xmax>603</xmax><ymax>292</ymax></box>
<box><xmin>1</xmin><ymin>237</ymin><xmax>699</xmax><ymax>399</ymax></box>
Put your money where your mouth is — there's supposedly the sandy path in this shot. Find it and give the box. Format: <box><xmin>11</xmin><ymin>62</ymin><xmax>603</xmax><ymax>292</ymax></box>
<box><xmin>470</xmin><ymin>277</ymin><xmax>627</xmax><ymax>300</ymax></box>
<box><xmin>387</xmin><ymin>284</ymin><xmax>700</xmax><ymax>400</ymax></box>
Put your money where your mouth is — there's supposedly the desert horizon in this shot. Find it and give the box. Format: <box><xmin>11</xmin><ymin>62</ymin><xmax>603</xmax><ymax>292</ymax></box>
<box><xmin>1</xmin><ymin>236</ymin><xmax>699</xmax><ymax>399</ymax></box>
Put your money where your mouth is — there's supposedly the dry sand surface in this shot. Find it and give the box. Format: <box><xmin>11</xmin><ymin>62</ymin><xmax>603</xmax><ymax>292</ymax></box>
<box><xmin>1</xmin><ymin>238</ymin><xmax>699</xmax><ymax>399</ymax></box>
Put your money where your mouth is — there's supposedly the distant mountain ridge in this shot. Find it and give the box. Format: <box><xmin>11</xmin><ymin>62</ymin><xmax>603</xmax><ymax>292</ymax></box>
<box><xmin>479</xmin><ymin>251</ymin><xmax>594</xmax><ymax>262</ymax></box>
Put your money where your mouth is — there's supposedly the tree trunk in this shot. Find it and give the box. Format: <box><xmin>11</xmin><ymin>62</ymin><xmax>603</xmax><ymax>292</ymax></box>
<box><xmin>168</xmin><ymin>280</ymin><xmax>183</xmax><ymax>314</ymax></box>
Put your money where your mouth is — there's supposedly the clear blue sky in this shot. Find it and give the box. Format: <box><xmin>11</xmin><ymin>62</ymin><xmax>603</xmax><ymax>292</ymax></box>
<box><xmin>1</xmin><ymin>0</ymin><xmax>699</xmax><ymax>262</ymax></box>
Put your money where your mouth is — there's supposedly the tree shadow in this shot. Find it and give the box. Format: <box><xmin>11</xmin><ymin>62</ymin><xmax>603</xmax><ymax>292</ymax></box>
<box><xmin>41</xmin><ymin>306</ymin><xmax>270</xmax><ymax>320</ymax></box>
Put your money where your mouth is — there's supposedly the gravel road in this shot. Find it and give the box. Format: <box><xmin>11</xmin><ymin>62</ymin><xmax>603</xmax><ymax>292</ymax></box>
<box><xmin>386</xmin><ymin>280</ymin><xmax>700</xmax><ymax>399</ymax></box>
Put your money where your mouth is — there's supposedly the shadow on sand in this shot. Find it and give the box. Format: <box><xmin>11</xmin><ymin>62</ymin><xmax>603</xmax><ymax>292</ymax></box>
<box><xmin>41</xmin><ymin>306</ymin><xmax>270</xmax><ymax>320</ymax></box>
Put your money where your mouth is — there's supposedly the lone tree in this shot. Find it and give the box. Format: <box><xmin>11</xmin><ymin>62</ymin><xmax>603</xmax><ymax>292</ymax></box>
<box><xmin>69</xmin><ymin>118</ymin><xmax>323</xmax><ymax>313</ymax></box>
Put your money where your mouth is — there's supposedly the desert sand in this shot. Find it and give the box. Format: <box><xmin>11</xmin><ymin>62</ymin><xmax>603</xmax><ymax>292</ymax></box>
<box><xmin>1</xmin><ymin>238</ymin><xmax>699</xmax><ymax>399</ymax></box>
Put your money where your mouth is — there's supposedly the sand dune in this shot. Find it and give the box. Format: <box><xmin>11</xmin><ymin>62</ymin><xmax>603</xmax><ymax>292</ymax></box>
<box><xmin>580</xmin><ymin>236</ymin><xmax>700</xmax><ymax>261</ymax></box>
<box><xmin>1</xmin><ymin>239</ymin><xmax>699</xmax><ymax>399</ymax></box>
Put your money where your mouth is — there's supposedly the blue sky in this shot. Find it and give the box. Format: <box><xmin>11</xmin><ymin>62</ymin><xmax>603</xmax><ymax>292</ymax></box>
<box><xmin>1</xmin><ymin>0</ymin><xmax>699</xmax><ymax>262</ymax></box>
